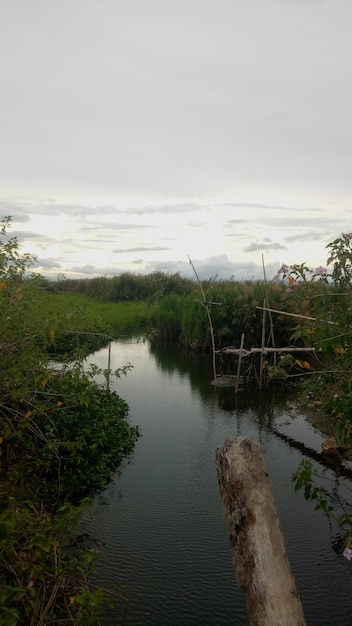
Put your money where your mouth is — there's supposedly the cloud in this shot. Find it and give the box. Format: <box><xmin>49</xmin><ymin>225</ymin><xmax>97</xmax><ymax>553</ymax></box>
<box><xmin>0</xmin><ymin>200</ymin><xmax>117</xmax><ymax>219</ymax></box>
<box><xmin>2</xmin><ymin>0</ymin><xmax>352</xmax><ymax>203</ymax></box>
<box><xmin>220</xmin><ymin>203</ymin><xmax>321</xmax><ymax>212</ymax></box>
<box><xmin>225</xmin><ymin>219</ymin><xmax>248</xmax><ymax>225</ymax></box>
<box><xmin>68</xmin><ymin>264</ymin><xmax>102</xmax><ymax>276</ymax></box>
<box><xmin>0</xmin><ymin>229</ymin><xmax>55</xmax><ymax>251</ymax></box>
<box><xmin>10</xmin><ymin>230</ymin><xmax>55</xmax><ymax>244</ymax></box>
<box><xmin>113</xmin><ymin>246</ymin><xmax>170</xmax><ymax>253</ymax></box>
<box><xmin>187</xmin><ymin>221</ymin><xmax>205</xmax><ymax>228</ymax></box>
<box><xmin>243</xmin><ymin>241</ymin><xmax>287</xmax><ymax>253</ymax></box>
<box><xmin>36</xmin><ymin>257</ymin><xmax>61</xmax><ymax>269</ymax></box>
<box><xmin>255</xmin><ymin>215</ymin><xmax>346</xmax><ymax>230</ymax></box>
<box><xmin>125</xmin><ymin>203</ymin><xmax>203</xmax><ymax>215</ymax></box>
<box><xmin>284</xmin><ymin>230</ymin><xmax>330</xmax><ymax>244</ymax></box>
<box><xmin>0</xmin><ymin>206</ymin><xmax>31</xmax><ymax>223</ymax></box>
<box><xmin>146</xmin><ymin>253</ymin><xmax>280</xmax><ymax>281</ymax></box>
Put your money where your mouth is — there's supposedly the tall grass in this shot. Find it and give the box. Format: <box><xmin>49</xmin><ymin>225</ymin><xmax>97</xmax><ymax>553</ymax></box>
<box><xmin>151</xmin><ymin>280</ymin><xmax>308</xmax><ymax>349</ymax></box>
<box><xmin>47</xmin><ymin>292</ymin><xmax>155</xmax><ymax>333</ymax></box>
<box><xmin>47</xmin><ymin>273</ymin><xmax>315</xmax><ymax>350</ymax></box>
<box><xmin>51</xmin><ymin>271</ymin><xmax>194</xmax><ymax>302</ymax></box>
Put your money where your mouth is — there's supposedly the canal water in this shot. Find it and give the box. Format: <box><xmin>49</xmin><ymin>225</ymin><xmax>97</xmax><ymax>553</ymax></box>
<box><xmin>80</xmin><ymin>338</ymin><xmax>352</xmax><ymax>626</ymax></box>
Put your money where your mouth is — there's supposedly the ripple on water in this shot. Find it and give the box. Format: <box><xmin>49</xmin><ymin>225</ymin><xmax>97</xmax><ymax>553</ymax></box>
<box><xmin>80</xmin><ymin>340</ymin><xmax>352</xmax><ymax>626</ymax></box>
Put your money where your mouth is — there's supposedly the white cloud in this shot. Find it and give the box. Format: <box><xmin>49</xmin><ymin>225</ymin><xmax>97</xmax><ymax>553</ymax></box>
<box><xmin>243</xmin><ymin>241</ymin><xmax>287</xmax><ymax>253</ymax></box>
<box><xmin>0</xmin><ymin>1</ymin><xmax>351</xmax><ymax>280</ymax></box>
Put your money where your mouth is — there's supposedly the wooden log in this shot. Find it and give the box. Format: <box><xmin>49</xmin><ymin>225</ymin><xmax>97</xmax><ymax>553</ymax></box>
<box><xmin>216</xmin><ymin>437</ymin><xmax>306</xmax><ymax>626</ymax></box>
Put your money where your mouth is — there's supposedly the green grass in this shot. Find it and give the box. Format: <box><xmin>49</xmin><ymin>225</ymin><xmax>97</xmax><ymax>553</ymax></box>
<box><xmin>47</xmin><ymin>291</ymin><xmax>155</xmax><ymax>335</ymax></box>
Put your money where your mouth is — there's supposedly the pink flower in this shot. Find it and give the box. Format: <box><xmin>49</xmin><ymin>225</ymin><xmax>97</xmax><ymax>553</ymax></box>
<box><xmin>343</xmin><ymin>547</ymin><xmax>352</xmax><ymax>560</ymax></box>
<box><xmin>314</xmin><ymin>266</ymin><xmax>327</xmax><ymax>275</ymax></box>
<box><xmin>277</xmin><ymin>263</ymin><xmax>288</xmax><ymax>275</ymax></box>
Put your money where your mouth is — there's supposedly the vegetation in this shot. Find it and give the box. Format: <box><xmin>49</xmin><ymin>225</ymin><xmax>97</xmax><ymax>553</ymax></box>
<box><xmin>0</xmin><ymin>218</ymin><xmax>138</xmax><ymax>624</ymax></box>
<box><xmin>7</xmin><ymin>208</ymin><xmax>352</xmax><ymax>595</ymax></box>
<box><xmin>52</xmin><ymin>272</ymin><xmax>305</xmax><ymax>351</ymax></box>
<box><xmin>52</xmin><ymin>271</ymin><xmax>194</xmax><ymax>302</ymax></box>
<box><xmin>150</xmin><ymin>278</ymin><xmax>306</xmax><ymax>349</ymax></box>
<box><xmin>276</xmin><ymin>233</ymin><xmax>352</xmax><ymax>558</ymax></box>
<box><xmin>45</xmin><ymin>292</ymin><xmax>154</xmax><ymax>358</ymax></box>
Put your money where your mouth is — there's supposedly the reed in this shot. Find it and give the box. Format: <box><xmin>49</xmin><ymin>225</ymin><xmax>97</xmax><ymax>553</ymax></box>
<box><xmin>152</xmin><ymin>280</ymin><xmax>306</xmax><ymax>350</ymax></box>
<box><xmin>48</xmin><ymin>274</ymin><xmax>316</xmax><ymax>350</ymax></box>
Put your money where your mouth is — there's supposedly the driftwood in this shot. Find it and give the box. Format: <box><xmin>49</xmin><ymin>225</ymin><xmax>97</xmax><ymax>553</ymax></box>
<box><xmin>216</xmin><ymin>437</ymin><xmax>306</xmax><ymax>626</ymax></box>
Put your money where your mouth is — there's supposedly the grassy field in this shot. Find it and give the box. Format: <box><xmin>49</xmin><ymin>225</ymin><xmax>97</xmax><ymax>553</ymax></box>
<box><xmin>47</xmin><ymin>291</ymin><xmax>155</xmax><ymax>335</ymax></box>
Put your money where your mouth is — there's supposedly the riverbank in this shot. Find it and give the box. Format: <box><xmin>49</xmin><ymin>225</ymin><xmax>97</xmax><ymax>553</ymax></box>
<box><xmin>0</xmin><ymin>226</ymin><xmax>141</xmax><ymax>625</ymax></box>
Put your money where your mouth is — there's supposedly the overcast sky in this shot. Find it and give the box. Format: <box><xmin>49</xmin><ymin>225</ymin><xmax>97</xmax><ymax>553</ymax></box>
<box><xmin>1</xmin><ymin>0</ymin><xmax>351</xmax><ymax>280</ymax></box>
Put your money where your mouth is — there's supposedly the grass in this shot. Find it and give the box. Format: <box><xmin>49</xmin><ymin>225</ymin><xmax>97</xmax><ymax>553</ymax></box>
<box><xmin>47</xmin><ymin>291</ymin><xmax>155</xmax><ymax>335</ymax></box>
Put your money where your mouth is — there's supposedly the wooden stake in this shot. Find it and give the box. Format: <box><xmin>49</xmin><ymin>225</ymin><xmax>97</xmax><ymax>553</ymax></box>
<box><xmin>259</xmin><ymin>301</ymin><xmax>267</xmax><ymax>388</ymax></box>
<box><xmin>216</xmin><ymin>437</ymin><xmax>307</xmax><ymax>626</ymax></box>
<box><xmin>235</xmin><ymin>333</ymin><xmax>244</xmax><ymax>394</ymax></box>
<box><xmin>262</xmin><ymin>255</ymin><xmax>276</xmax><ymax>361</ymax></box>
<box><xmin>188</xmin><ymin>255</ymin><xmax>218</xmax><ymax>380</ymax></box>
<box><xmin>107</xmin><ymin>341</ymin><xmax>111</xmax><ymax>390</ymax></box>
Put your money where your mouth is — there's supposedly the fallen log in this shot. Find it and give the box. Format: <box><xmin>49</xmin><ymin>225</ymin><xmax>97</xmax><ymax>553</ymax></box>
<box><xmin>216</xmin><ymin>437</ymin><xmax>306</xmax><ymax>626</ymax></box>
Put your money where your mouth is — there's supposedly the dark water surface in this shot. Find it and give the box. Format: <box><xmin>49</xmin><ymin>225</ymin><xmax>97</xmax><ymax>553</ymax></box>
<box><xmin>80</xmin><ymin>338</ymin><xmax>352</xmax><ymax>626</ymax></box>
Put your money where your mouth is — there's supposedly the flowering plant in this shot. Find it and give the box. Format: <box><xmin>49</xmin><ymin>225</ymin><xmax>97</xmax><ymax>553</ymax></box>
<box><xmin>279</xmin><ymin>233</ymin><xmax>352</xmax><ymax>559</ymax></box>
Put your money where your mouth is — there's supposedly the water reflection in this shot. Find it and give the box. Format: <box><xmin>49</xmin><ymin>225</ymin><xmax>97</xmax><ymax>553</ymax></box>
<box><xmin>81</xmin><ymin>338</ymin><xmax>352</xmax><ymax>626</ymax></box>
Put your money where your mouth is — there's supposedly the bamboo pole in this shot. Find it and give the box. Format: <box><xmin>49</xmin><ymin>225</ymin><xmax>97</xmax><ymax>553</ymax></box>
<box><xmin>259</xmin><ymin>301</ymin><xmax>267</xmax><ymax>388</ymax></box>
<box><xmin>262</xmin><ymin>255</ymin><xmax>276</xmax><ymax>362</ymax></box>
<box><xmin>256</xmin><ymin>306</ymin><xmax>337</xmax><ymax>324</ymax></box>
<box><xmin>235</xmin><ymin>333</ymin><xmax>245</xmax><ymax>394</ymax></box>
<box><xmin>188</xmin><ymin>256</ymin><xmax>218</xmax><ymax>380</ymax></box>
<box><xmin>106</xmin><ymin>340</ymin><xmax>111</xmax><ymax>390</ymax></box>
<box><xmin>221</xmin><ymin>346</ymin><xmax>319</xmax><ymax>355</ymax></box>
<box><xmin>216</xmin><ymin>437</ymin><xmax>307</xmax><ymax>626</ymax></box>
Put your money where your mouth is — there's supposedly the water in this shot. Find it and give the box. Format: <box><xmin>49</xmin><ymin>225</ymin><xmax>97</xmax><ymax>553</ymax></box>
<box><xmin>80</xmin><ymin>338</ymin><xmax>352</xmax><ymax>625</ymax></box>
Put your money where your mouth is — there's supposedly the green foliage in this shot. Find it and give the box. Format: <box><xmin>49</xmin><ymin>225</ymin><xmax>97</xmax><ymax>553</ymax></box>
<box><xmin>292</xmin><ymin>460</ymin><xmax>333</xmax><ymax>515</ymax></box>
<box><xmin>292</xmin><ymin>459</ymin><xmax>352</xmax><ymax>550</ymax></box>
<box><xmin>278</xmin><ymin>234</ymin><xmax>352</xmax><ymax>432</ymax></box>
<box><xmin>50</xmin><ymin>262</ymin><xmax>305</xmax><ymax>351</ymax></box>
<box><xmin>278</xmin><ymin>232</ymin><xmax>352</xmax><ymax>557</ymax></box>
<box><xmin>151</xmin><ymin>279</ymin><xmax>296</xmax><ymax>349</ymax></box>
<box><xmin>45</xmin><ymin>293</ymin><xmax>154</xmax><ymax>352</ymax></box>
<box><xmin>1</xmin><ymin>363</ymin><xmax>137</xmax><ymax>504</ymax></box>
<box><xmin>51</xmin><ymin>271</ymin><xmax>194</xmax><ymax>303</ymax></box>
<box><xmin>325</xmin><ymin>382</ymin><xmax>352</xmax><ymax>447</ymax></box>
<box><xmin>40</xmin><ymin>365</ymin><xmax>138</xmax><ymax>501</ymax></box>
<box><xmin>0</xmin><ymin>217</ymin><xmax>138</xmax><ymax>623</ymax></box>
<box><xmin>327</xmin><ymin>232</ymin><xmax>352</xmax><ymax>287</ymax></box>
<box><xmin>152</xmin><ymin>293</ymin><xmax>206</xmax><ymax>343</ymax></box>
<box><xmin>0</xmin><ymin>498</ymin><xmax>106</xmax><ymax>626</ymax></box>
<box><xmin>266</xmin><ymin>354</ymin><xmax>295</xmax><ymax>380</ymax></box>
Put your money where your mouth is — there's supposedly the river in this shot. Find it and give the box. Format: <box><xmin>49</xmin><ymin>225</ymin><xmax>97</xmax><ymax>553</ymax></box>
<box><xmin>80</xmin><ymin>337</ymin><xmax>352</xmax><ymax>626</ymax></box>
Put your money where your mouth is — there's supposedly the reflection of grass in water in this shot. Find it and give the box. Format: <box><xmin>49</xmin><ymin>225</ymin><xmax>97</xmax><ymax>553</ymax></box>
<box><xmin>211</xmin><ymin>375</ymin><xmax>244</xmax><ymax>387</ymax></box>
<box><xmin>48</xmin><ymin>291</ymin><xmax>155</xmax><ymax>332</ymax></box>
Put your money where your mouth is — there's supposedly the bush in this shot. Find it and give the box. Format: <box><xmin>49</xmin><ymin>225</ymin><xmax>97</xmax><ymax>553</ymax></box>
<box><xmin>0</xmin><ymin>217</ymin><xmax>138</xmax><ymax>623</ymax></box>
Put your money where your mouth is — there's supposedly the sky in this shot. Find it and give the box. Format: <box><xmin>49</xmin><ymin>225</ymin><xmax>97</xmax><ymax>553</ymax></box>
<box><xmin>1</xmin><ymin>0</ymin><xmax>352</xmax><ymax>281</ymax></box>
